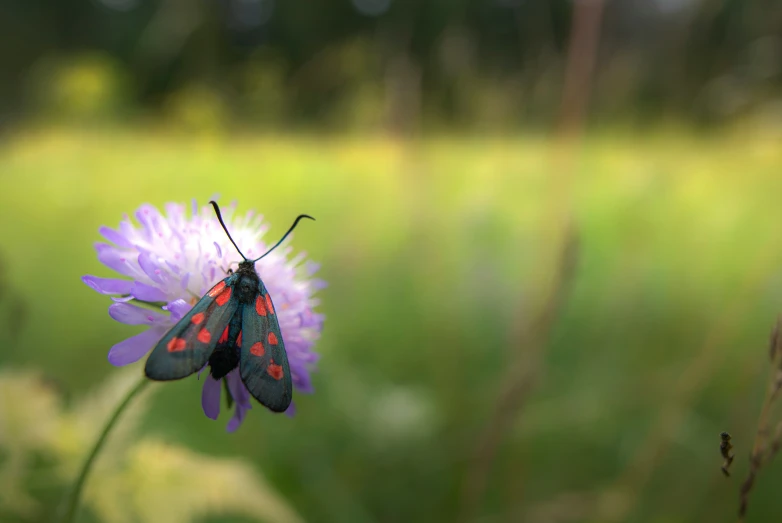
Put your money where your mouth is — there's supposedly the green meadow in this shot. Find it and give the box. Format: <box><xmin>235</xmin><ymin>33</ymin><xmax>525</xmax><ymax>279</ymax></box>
<box><xmin>1</xmin><ymin>127</ymin><xmax>782</xmax><ymax>522</ymax></box>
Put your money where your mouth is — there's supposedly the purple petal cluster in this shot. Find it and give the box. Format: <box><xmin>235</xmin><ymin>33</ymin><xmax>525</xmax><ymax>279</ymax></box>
<box><xmin>83</xmin><ymin>201</ymin><xmax>325</xmax><ymax>431</ymax></box>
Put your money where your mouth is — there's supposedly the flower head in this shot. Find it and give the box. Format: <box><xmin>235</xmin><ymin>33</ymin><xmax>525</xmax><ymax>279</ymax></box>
<box><xmin>83</xmin><ymin>200</ymin><xmax>325</xmax><ymax>431</ymax></box>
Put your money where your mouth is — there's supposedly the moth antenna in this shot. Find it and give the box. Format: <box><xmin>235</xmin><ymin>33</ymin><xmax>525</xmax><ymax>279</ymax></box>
<box><xmin>209</xmin><ymin>201</ymin><xmax>248</xmax><ymax>260</ymax></box>
<box><xmin>252</xmin><ymin>214</ymin><xmax>315</xmax><ymax>262</ymax></box>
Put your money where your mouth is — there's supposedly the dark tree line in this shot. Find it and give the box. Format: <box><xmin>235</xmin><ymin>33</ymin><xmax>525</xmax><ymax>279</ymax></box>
<box><xmin>1</xmin><ymin>0</ymin><xmax>780</xmax><ymax>128</ymax></box>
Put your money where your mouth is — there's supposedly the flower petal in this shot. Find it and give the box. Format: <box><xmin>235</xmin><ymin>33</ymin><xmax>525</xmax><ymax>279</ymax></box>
<box><xmin>201</xmin><ymin>374</ymin><xmax>221</xmax><ymax>420</ymax></box>
<box><xmin>304</xmin><ymin>261</ymin><xmax>320</xmax><ymax>275</ymax></box>
<box><xmin>118</xmin><ymin>216</ymin><xmax>136</xmax><ymax>241</ymax></box>
<box><xmin>226</xmin><ymin>370</ymin><xmax>252</xmax><ymax>432</ymax></box>
<box><xmin>109</xmin><ymin>303</ymin><xmax>167</xmax><ymax>325</ymax></box>
<box><xmin>138</xmin><ymin>252</ymin><xmax>165</xmax><ymax>284</ymax></box>
<box><xmin>164</xmin><ymin>202</ymin><xmax>185</xmax><ymax>223</ymax></box>
<box><xmin>180</xmin><ymin>272</ymin><xmax>191</xmax><ymax>291</ymax></box>
<box><xmin>165</xmin><ymin>260</ymin><xmax>181</xmax><ymax>275</ymax></box>
<box><xmin>289</xmin><ymin>361</ymin><xmax>314</xmax><ymax>393</ymax></box>
<box><xmin>99</xmin><ymin>225</ymin><xmax>134</xmax><ymax>248</ymax></box>
<box><xmin>136</xmin><ymin>204</ymin><xmax>164</xmax><ymax>240</ymax></box>
<box><xmin>298</xmin><ymin>310</ymin><xmax>325</xmax><ymax>329</ymax></box>
<box><xmin>164</xmin><ymin>299</ymin><xmax>191</xmax><ymax>322</ymax></box>
<box><xmin>130</xmin><ymin>281</ymin><xmax>168</xmax><ymax>302</ymax></box>
<box><xmin>82</xmin><ymin>275</ymin><xmax>133</xmax><ymax>295</ymax></box>
<box><xmin>96</xmin><ymin>243</ymin><xmax>134</xmax><ymax>277</ymax></box>
<box><xmin>226</xmin><ymin>370</ymin><xmax>252</xmax><ymax>408</ymax></box>
<box><xmin>107</xmin><ymin>327</ymin><xmax>163</xmax><ymax>366</ymax></box>
<box><xmin>284</xmin><ymin>401</ymin><xmax>296</xmax><ymax>417</ymax></box>
<box><xmin>227</xmin><ymin>408</ymin><xmax>249</xmax><ymax>433</ymax></box>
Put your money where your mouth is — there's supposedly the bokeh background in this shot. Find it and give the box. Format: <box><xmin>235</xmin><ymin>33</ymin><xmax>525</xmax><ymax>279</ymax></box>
<box><xmin>1</xmin><ymin>0</ymin><xmax>782</xmax><ymax>522</ymax></box>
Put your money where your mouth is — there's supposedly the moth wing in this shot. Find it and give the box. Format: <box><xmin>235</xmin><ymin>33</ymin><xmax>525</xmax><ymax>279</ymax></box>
<box><xmin>145</xmin><ymin>277</ymin><xmax>239</xmax><ymax>380</ymax></box>
<box><xmin>239</xmin><ymin>282</ymin><xmax>292</xmax><ymax>412</ymax></box>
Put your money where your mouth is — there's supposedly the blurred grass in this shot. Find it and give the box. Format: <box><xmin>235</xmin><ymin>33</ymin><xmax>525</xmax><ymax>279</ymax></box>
<box><xmin>0</xmin><ymin>127</ymin><xmax>781</xmax><ymax>522</ymax></box>
<box><xmin>0</xmin><ymin>368</ymin><xmax>304</xmax><ymax>523</ymax></box>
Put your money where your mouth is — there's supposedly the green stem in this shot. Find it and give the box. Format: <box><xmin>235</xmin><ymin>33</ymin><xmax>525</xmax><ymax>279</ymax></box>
<box><xmin>57</xmin><ymin>377</ymin><xmax>149</xmax><ymax>523</ymax></box>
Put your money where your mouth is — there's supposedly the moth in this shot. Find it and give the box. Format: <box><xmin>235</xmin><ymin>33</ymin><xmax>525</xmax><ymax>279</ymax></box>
<box><xmin>145</xmin><ymin>201</ymin><xmax>314</xmax><ymax>413</ymax></box>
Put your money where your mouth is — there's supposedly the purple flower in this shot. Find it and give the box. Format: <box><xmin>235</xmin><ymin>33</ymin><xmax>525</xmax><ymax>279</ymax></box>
<box><xmin>84</xmin><ymin>201</ymin><xmax>325</xmax><ymax>431</ymax></box>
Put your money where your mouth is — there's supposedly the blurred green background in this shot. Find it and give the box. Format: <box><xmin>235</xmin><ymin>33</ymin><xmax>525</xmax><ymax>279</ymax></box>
<box><xmin>1</xmin><ymin>0</ymin><xmax>782</xmax><ymax>522</ymax></box>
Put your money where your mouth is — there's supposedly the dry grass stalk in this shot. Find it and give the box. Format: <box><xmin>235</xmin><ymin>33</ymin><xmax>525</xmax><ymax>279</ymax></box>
<box><xmin>596</xmin><ymin>241</ymin><xmax>781</xmax><ymax>523</ymax></box>
<box><xmin>738</xmin><ymin>316</ymin><xmax>782</xmax><ymax>521</ymax></box>
<box><xmin>721</xmin><ymin>432</ymin><xmax>735</xmax><ymax>477</ymax></box>
<box><xmin>458</xmin><ymin>225</ymin><xmax>580</xmax><ymax>522</ymax></box>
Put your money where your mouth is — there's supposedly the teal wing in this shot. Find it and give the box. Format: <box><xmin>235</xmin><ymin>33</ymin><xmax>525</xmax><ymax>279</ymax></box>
<box><xmin>238</xmin><ymin>282</ymin><xmax>293</xmax><ymax>412</ymax></box>
<box><xmin>145</xmin><ymin>277</ymin><xmax>239</xmax><ymax>380</ymax></box>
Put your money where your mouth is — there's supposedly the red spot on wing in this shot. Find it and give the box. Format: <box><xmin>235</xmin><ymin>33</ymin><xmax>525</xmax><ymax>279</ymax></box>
<box><xmin>250</xmin><ymin>342</ymin><xmax>265</xmax><ymax>357</ymax></box>
<box><xmin>191</xmin><ymin>312</ymin><xmax>205</xmax><ymax>325</ymax></box>
<box><xmin>237</xmin><ymin>331</ymin><xmax>243</xmax><ymax>347</ymax></box>
<box><xmin>267</xmin><ymin>332</ymin><xmax>278</xmax><ymax>345</ymax></box>
<box><xmin>267</xmin><ymin>361</ymin><xmax>283</xmax><ymax>380</ymax></box>
<box><xmin>197</xmin><ymin>329</ymin><xmax>211</xmax><ymax>343</ymax></box>
<box><xmin>215</xmin><ymin>286</ymin><xmax>232</xmax><ymax>306</ymax></box>
<box><xmin>255</xmin><ymin>295</ymin><xmax>266</xmax><ymax>316</ymax></box>
<box><xmin>207</xmin><ymin>281</ymin><xmax>226</xmax><ymax>297</ymax></box>
<box><xmin>265</xmin><ymin>294</ymin><xmax>275</xmax><ymax>315</ymax></box>
<box><xmin>167</xmin><ymin>337</ymin><xmax>187</xmax><ymax>352</ymax></box>
<box><xmin>218</xmin><ymin>326</ymin><xmax>229</xmax><ymax>344</ymax></box>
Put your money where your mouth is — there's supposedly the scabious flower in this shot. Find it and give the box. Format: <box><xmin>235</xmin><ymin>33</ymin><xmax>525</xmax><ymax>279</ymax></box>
<box><xmin>83</xmin><ymin>201</ymin><xmax>325</xmax><ymax>431</ymax></box>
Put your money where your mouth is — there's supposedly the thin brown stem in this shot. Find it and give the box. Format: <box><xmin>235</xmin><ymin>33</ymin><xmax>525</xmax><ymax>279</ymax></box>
<box><xmin>457</xmin><ymin>1</ymin><xmax>603</xmax><ymax>520</ymax></box>
<box><xmin>768</xmin><ymin>421</ymin><xmax>782</xmax><ymax>458</ymax></box>
<box><xmin>558</xmin><ymin>0</ymin><xmax>605</xmax><ymax>137</ymax></box>
<box><xmin>597</xmin><ymin>241</ymin><xmax>782</xmax><ymax>522</ymax></box>
<box><xmin>458</xmin><ymin>225</ymin><xmax>580</xmax><ymax>521</ymax></box>
<box><xmin>738</xmin><ymin>317</ymin><xmax>782</xmax><ymax>521</ymax></box>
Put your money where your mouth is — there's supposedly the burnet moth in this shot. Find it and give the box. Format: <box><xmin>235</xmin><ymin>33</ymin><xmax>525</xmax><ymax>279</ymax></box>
<box><xmin>144</xmin><ymin>201</ymin><xmax>314</xmax><ymax>413</ymax></box>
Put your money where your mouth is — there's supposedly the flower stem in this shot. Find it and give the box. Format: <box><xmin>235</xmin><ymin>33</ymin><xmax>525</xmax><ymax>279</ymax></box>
<box><xmin>57</xmin><ymin>376</ymin><xmax>149</xmax><ymax>523</ymax></box>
